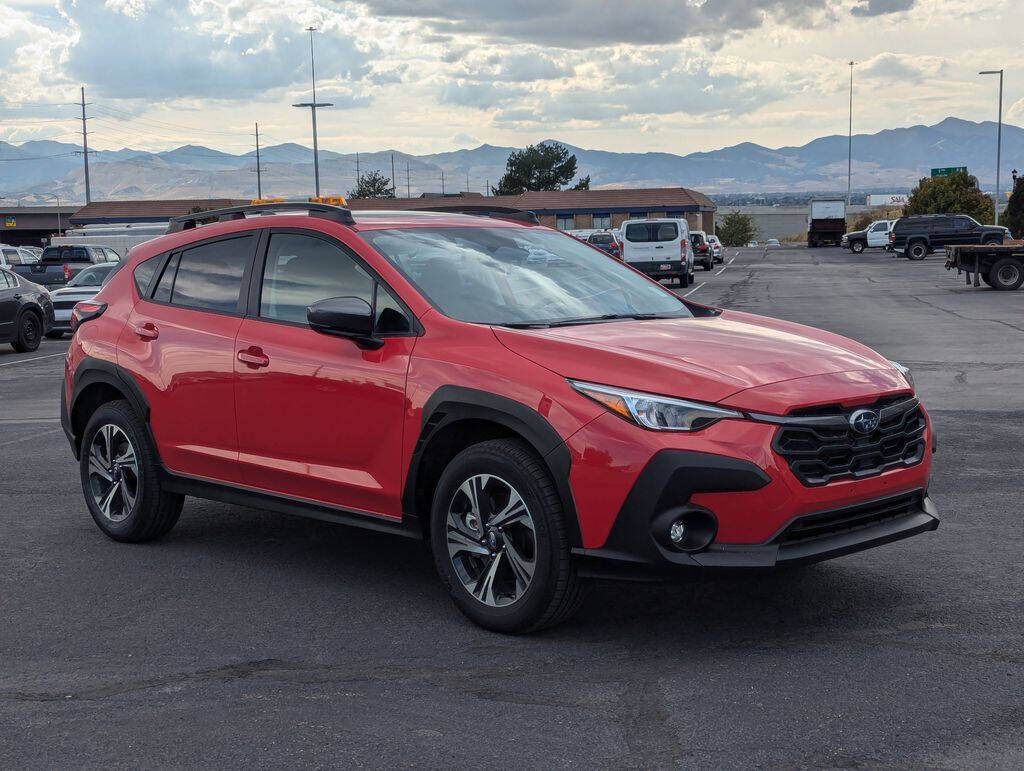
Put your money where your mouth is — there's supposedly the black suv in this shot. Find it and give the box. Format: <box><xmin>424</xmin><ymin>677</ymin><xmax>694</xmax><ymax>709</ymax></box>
<box><xmin>890</xmin><ymin>215</ymin><xmax>1008</xmax><ymax>260</ymax></box>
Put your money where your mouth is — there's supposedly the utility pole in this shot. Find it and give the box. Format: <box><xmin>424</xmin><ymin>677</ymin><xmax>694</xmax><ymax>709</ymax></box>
<box><xmin>391</xmin><ymin>153</ymin><xmax>396</xmax><ymax>198</ymax></box>
<box><xmin>441</xmin><ymin>169</ymin><xmax>445</xmax><ymax>195</ymax></box>
<box><xmin>356</xmin><ymin>152</ymin><xmax>360</xmax><ymax>190</ymax></box>
<box><xmin>486</xmin><ymin>179</ymin><xmax>489</xmax><ymax>197</ymax></box>
<box><xmin>466</xmin><ymin>171</ymin><xmax>470</xmax><ymax>194</ymax></box>
<box><xmin>80</xmin><ymin>86</ymin><xmax>92</xmax><ymax>204</ymax></box>
<box><xmin>846</xmin><ymin>61</ymin><xmax>854</xmax><ymax>207</ymax></box>
<box><xmin>406</xmin><ymin>161</ymin><xmax>411</xmax><ymax>198</ymax></box>
<box><xmin>980</xmin><ymin>69</ymin><xmax>1004</xmax><ymax>225</ymax></box>
<box><xmin>254</xmin><ymin>122</ymin><xmax>264</xmax><ymax>199</ymax></box>
<box><xmin>292</xmin><ymin>27</ymin><xmax>332</xmax><ymax>197</ymax></box>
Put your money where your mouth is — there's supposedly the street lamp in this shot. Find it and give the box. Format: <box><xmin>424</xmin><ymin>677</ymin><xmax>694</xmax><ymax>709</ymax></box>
<box><xmin>847</xmin><ymin>60</ymin><xmax>855</xmax><ymax>207</ymax></box>
<box><xmin>37</xmin><ymin>192</ymin><xmax>63</xmax><ymax>236</ymax></box>
<box><xmin>979</xmin><ymin>69</ymin><xmax>1003</xmax><ymax>225</ymax></box>
<box><xmin>292</xmin><ymin>26</ymin><xmax>333</xmax><ymax>198</ymax></box>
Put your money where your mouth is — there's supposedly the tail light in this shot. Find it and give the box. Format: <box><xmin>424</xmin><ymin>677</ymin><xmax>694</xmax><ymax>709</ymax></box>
<box><xmin>63</xmin><ymin>264</ymin><xmax>72</xmax><ymax>282</ymax></box>
<box><xmin>70</xmin><ymin>301</ymin><xmax>106</xmax><ymax>331</ymax></box>
<box><xmin>888</xmin><ymin>231</ymin><xmax>895</xmax><ymax>243</ymax></box>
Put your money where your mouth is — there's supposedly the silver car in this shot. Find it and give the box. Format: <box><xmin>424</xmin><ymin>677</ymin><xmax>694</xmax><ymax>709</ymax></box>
<box><xmin>46</xmin><ymin>262</ymin><xmax>119</xmax><ymax>339</ymax></box>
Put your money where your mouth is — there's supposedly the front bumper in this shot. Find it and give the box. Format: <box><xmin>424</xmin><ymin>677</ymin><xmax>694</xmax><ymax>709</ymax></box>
<box><xmin>569</xmin><ymin>446</ymin><xmax>939</xmax><ymax>581</ymax></box>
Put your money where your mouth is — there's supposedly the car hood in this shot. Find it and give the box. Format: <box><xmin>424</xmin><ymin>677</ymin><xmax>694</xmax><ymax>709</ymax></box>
<box><xmin>493</xmin><ymin>309</ymin><xmax>895</xmax><ymax>408</ymax></box>
<box><xmin>845</xmin><ymin>229</ymin><xmax>867</xmax><ymax>238</ymax></box>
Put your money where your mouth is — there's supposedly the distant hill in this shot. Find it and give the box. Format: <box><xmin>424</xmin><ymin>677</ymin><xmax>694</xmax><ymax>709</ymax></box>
<box><xmin>1</xmin><ymin>117</ymin><xmax>1019</xmax><ymax>203</ymax></box>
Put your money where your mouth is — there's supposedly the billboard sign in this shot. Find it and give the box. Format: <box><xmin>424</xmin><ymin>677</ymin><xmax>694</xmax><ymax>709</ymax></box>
<box><xmin>867</xmin><ymin>194</ymin><xmax>908</xmax><ymax>207</ymax></box>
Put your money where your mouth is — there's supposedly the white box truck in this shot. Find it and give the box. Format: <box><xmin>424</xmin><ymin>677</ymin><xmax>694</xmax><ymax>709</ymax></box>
<box><xmin>807</xmin><ymin>199</ymin><xmax>847</xmax><ymax>248</ymax></box>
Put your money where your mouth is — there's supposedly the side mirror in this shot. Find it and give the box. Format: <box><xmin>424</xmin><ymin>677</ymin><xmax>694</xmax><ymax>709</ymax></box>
<box><xmin>307</xmin><ymin>296</ymin><xmax>382</xmax><ymax>349</ymax></box>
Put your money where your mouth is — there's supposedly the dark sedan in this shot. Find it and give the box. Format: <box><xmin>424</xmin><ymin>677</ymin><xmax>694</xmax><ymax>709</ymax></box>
<box><xmin>0</xmin><ymin>267</ymin><xmax>55</xmax><ymax>353</ymax></box>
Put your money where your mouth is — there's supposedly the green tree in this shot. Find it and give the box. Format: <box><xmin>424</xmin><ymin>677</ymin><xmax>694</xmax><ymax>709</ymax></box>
<box><xmin>492</xmin><ymin>142</ymin><xmax>587</xmax><ymax>195</ymax></box>
<box><xmin>1002</xmin><ymin>175</ymin><xmax>1024</xmax><ymax>239</ymax></box>
<box><xmin>903</xmin><ymin>170</ymin><xmax>994</xmax><ymax>224</ymax></box>
<box><xmin>348</xmin><ymin>170</ymin><xmax>395</xmax><ymax>199</ymax></box>
<box><xmin>716</xmin><ymin>211</ymin><xmax>758</xmax><ymax>246</ymax></box>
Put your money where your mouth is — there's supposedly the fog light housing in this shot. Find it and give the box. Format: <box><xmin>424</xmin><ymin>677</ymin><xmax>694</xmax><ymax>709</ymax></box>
<box><xmin>654</xmin><ymin>507</ymin><xmax>718</xmax><ymax>553</ymax></box>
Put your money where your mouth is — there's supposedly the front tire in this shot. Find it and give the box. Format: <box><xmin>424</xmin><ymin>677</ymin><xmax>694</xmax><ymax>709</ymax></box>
<box><xmin>850</xmin><ymin>240</ymin><xmax>865</xmax><ymax>254</ymax></box>
<box><xmin>430</xmin><ymin>439</ymin><xmax>587</xmax><ymax>633</ymax></box>
<box><xmin>80</xmin><ymin>400</ymin><xmax>184</xmax><ymax>542</ymax></box>
<box><xmin>11</xmin><ymin>311</ymin><xmax>41</xmax><ymax>353</ymax></box>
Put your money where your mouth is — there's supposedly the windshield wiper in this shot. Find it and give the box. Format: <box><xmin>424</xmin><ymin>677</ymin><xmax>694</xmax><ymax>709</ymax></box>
<box><xmin>498</xmin><ymin>313</ymin><xmax>684</xmax><ymax>329</ymax></box>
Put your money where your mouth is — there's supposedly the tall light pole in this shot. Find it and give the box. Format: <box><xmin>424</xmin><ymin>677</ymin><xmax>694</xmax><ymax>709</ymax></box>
<box><xmin>979</xmin><ymin>69</ymin><xmax>1003</xmax><ymax>225</ymax></box>
<box><xmin>847</xmin><ymin>61</ymin><xmax>855</xmax><ymax>207</ymax></box>
<box><xmin>38</xmin><ymin>192</ymin><xmax>62</xmax><ymax>235</ymax></box>
<box><xmin>292</xmin><ymin>26</ymin><xmax>332</xmax><ymax>197</ymax></box>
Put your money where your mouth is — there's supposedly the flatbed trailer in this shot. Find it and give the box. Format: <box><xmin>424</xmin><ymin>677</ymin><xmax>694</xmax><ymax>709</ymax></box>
<box><xmin>945</xmin><ymin>242</ymin><xmax>1024</xmax><ymax>290</ymax></box>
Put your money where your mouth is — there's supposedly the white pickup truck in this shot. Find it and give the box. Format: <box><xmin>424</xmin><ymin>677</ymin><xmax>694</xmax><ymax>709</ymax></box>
<box><xmin>842</xmin><ymin>220</ymin><xmax>894</xmax><ymax>253</ymax></box>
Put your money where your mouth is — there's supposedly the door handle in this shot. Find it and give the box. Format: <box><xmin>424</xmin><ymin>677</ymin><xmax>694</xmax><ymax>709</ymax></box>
<box><xmin>13</xmin><ymin>293</ymin><xmax>22</xmax><ymax>299</ymax></box>
<box><xmin>237</xmin><ymin>347</ymin><xmax>270</xmax><ymax>368</ymax></box>
<box><xmin>133</xmin><ymin>322</ymin><xmax>159</xmax><ymax>340</ymax></box>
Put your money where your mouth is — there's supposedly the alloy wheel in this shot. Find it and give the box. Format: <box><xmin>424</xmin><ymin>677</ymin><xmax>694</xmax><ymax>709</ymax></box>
<box><xmin>87</xmin><ymin>424</ymin><xmax>139</xmax><ymax>523</ymax></box>
<box><xmin>445</xmin><ymin>474</ymin><xmax>537</xmax><ymax>607</ymax></box>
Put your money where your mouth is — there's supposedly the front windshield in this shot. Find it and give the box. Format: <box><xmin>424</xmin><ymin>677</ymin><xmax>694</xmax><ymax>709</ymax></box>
<box><xmin>362</xmin><ymin>226</ymin><xmax>691</xmax><ymax>326</ymax></box>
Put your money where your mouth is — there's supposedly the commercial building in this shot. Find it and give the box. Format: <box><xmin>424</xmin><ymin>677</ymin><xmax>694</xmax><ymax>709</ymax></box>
<box><xmin>0</xmin><ymin>205</ymin><xmax>79</xmax><ymax>247</ymax></box>
<box><xmin>68</xmin><ymin>199</ymin><xmax>247</xmax><ymax>226</ymax></box>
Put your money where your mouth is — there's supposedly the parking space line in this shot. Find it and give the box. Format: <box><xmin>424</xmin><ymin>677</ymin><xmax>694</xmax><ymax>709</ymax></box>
<box><xmin>0</xmin><ymin>428</ymin><xmax>62</xmax><ymax>448</ymax></box>
<box><xmin>0</xmin><ymin>418</ymin><xmax>62</xmax><ymax>424</ymax></box>
<box><xmin>728</xmin><ymin>256</ymin><xmax>736</xmax><ymax>264</ymax></box>
<box><xmin>0</xmin><ymin>353</ymin><xmax>66</xmax><ymax>368</ymax></box>
<box><xmin>715</xmin><ymin>265</ymin><xmax>729</xmax><ymax>275</ymax></box>
<box><xmin>683</xmin><ymin>282</ymin><xmax>705</xmax><ymax>297</ymax></box>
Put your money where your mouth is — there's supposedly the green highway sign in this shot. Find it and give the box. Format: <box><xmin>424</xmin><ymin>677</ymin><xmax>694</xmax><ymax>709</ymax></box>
<box><xmin>931</xmin><ymin>166</ymin><xmax>967</xmax><ymax>177</ymax></box>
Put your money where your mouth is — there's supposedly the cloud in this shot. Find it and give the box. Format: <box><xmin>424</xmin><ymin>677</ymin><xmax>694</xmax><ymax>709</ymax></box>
<box><xmin>851</xmin><ymin>0</ymin><xmax>916</xmax><ymax>17</ymax></box>
<box><xmin>452</xmin><ymin>132</ymin><xmax>479</xmax><ymax>146</ymax></box>
<box><xmin>356</xmin><ymin>0</ymin><xmax>848</xmax><ymax>49</ymax></box>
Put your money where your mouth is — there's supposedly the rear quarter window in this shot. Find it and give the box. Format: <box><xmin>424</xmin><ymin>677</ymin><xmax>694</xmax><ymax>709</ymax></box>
<box><xmin>624</xmin><ymin>223</ymin><xmax>679</xmax><ymax>243</ymax></box>
<box><xmin>132</xmin><ymin>255</ymin><xmax>162</xmax><ymax>296</ymax></box>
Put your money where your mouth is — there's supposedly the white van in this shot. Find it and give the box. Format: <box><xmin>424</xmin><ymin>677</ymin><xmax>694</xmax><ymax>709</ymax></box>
<box><xmin>619</xmin><ymin>218</ymin><xmax>693</xmax><ymax>287</ymax></box>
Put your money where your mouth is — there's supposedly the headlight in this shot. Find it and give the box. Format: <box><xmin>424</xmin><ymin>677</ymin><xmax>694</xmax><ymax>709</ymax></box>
<box><xmin>890</xmin><ymin>360</ymin><xmax>914</xmax><ymax>391</ymax></box>
<box><xmin>569</xmin><ymin>380</ymin><xmax>742</xmax><ymax>431</ymax></box>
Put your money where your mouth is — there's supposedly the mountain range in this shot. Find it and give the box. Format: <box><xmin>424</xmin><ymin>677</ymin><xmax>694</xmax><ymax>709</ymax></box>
<box><xmin>0</xmin><ymin>117</ymin><xmax>1019</xmax><ymax>203</ymax></box>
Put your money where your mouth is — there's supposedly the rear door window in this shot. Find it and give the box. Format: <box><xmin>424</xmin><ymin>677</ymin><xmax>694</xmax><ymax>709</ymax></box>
<box><xmin>624</xmin><ymin>223</ymin><xmax>678</xmax><ymax>243</ymax></box>
<box><xmin>41</xmin><ymin>246</ymin><xmax>89</xmax><ymax>263</ymax></box>
<box><xmin>167</xmin><ymin>236</ymin><xmax>253</xmax><ymax>314</ymax></box>
<box><xmin>2</xmin><ymin>247</ymin><xmax>21</xmax><ymax>265</ymax></box>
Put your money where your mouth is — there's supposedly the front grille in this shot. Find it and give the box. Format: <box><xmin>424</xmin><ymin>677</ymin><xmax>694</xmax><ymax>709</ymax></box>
<box><xmin>774</xmin><ymin>491</ymin><xmax>924</xmax><ymax>544</ymax></box>
<box><xmin>772</xmin><ymin>396</ymin><xmax>926</xmax><ymax>487</ymax></box>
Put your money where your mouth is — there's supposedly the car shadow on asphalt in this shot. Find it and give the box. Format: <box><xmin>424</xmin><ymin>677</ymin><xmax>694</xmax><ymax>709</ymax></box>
<box><xmin>151</xmin><ymin>498</ymin><xmax>922</xmax><ymax>649</ymax></box>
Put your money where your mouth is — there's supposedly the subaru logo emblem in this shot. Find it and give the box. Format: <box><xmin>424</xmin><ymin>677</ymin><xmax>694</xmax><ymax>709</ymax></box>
<box><xmin>849</xmin><ymin>409</ymin><xmax>880</xmax><ymax>434</ymax></box>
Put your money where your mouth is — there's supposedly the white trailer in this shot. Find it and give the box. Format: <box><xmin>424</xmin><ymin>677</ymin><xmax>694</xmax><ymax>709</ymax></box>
<box><xmin>49</xmin><ymin>222</ymin><xmax>167</xmax><ymax>257</ymax></box>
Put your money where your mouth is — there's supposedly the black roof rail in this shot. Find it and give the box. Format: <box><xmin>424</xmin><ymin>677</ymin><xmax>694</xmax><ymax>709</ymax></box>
<box><xmin>165</xmin><ymin>201</ymin><xmax>355</xmax><ymax>234</ymax></box>
<box><xmin>418</xmin><ymin>204</ymin><xmax>541</xmax><ymax>224</ymax></box>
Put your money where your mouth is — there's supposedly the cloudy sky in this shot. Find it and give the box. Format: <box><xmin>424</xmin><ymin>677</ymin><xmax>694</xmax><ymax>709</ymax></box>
<box><xmin>0</xmin><ymin>0</ymin><xmax>1021</xmax><ymax>157</ymax></box>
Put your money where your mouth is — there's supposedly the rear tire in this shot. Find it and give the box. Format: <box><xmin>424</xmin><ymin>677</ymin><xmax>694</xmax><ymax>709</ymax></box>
<box><xmin>80</xmin><ymin>400</ymin><xmax>184</xmax><ymax>542</ymax></box>
<box><xmin>430</xmin><ymin>438</ymin><xmax>588</xmax><ymax>633</ymax></box>
<box><xmin>11</xmin><ymin>311</ymin><xmax>41</xmax><ymax>353</ymax></box>
<box><xmin>988</xmin><ymin>258</ymin><xmax>1024</xmax><ymax>291</ymax></box>
<box><xmin>907</xmin><ymin>241</ymin><xmax>928</xmax><ymax>261</ymax></box>
<box><xmin>679</xmin><ymin>270</ymin><xmax>689</xmax><ymax>288</ymax></box>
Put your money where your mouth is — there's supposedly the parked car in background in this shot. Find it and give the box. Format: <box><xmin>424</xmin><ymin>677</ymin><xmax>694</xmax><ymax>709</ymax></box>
<box><xmin>586</xmin><ymin>231</ymin><xmax>621</xmax><ymax>258</ymax></box>
<box><xmin>765</xmin><ymin>239</ymin><xmax>781</xmax><ymax>248</ymax></box>
<box><xmin>1</xmin><ymin>244</ymin><xmax>41</xmax><ymax>267</ymax></box>
<box><xmin>707</xmin><ymin>234</ymin><xmax>724</xmax><ymax>263</ymax></box>
<box><xmin>746</xmin><ymin>241</ymin><xmax>759</xmax><ymax>248</ymax></box>
<box><xmin>890</xmin><ymin>215</ymin><xmax>1008</xmax><ymax>260</ymax></box>
<box><xmin>62</xmin><ymin>201</ymin><xmax>938</xmax><ymax>634</ymax></box>
<box><xmin>843</xmin><ymin>220</ymin><xmax>893</xmax><ymax>253</ymax></box>
<box><xmin>11</xmin><ymin>243</ymin><xmax>120</xmax><ymax>289</ymax></box>
<box><xmin>620</xmin><ymin>217</ymin><xmax>692</xmax><ymax>286</ymax></box>
<box><xmin>0</xmin><ymin>267</ymin><xmax>54</xmax><ymax>352</ymax></box>
<box><xmin>690</xmin><ymin>231</ymin><xmax>713</xmax><ymax>271</ymax></box>
<box><xmin>46</xmin><ymin>262</ymin><xmax>121</xmax><ymax>339</ymax></box>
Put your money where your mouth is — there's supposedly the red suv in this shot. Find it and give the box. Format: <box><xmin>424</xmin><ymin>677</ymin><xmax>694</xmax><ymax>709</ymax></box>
<box><xmin>62</xmin><ymin>201</ymin><xmax>938</xmax><ymax>632</ymax></box>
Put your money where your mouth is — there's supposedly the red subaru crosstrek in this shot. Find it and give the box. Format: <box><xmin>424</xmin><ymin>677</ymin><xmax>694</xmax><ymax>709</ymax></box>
<box><xmin>62</xmin><ymin>201</ymin><xmax>938</xmax><ymax>632</ymax></box>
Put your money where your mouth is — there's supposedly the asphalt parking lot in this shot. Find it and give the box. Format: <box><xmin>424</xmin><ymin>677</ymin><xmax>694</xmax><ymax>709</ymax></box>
<box><xmin>2</xmin><ymin>245</ymin><xmax>1021</xmax><ymax>768</ymax></box>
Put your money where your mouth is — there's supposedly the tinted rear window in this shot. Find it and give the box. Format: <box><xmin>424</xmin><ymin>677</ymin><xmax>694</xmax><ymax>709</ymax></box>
<box><xmin>588</xmin><ymin>234</ymin><xmax>614</xmax><ymax>244</ymax></box>
<box><xmin>168</xmin><ymin>236</ymin><xmax>252</xmax><ymax>313</ymax></box>
<box><xmin>624</xmin><ymin>223</ymin><xmax>679</xmax><ymax>243</ymax></box>
<box><xmin>41</xmin><ymin>245</ymin><xmax>89</xmax><ymax>263</ymax></box>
